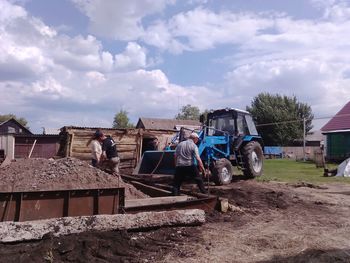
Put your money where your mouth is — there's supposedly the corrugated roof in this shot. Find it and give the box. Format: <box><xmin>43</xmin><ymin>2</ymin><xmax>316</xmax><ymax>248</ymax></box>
<box><xmin>321</xmin><ymin>101</ymin><xmax>350</xmax><ymax>132</ymax></box>
<box><xmin>137</xmin><ymin>118</ymin><xmax>201</xmax><ymax>130</ymax></box>
<box><xmin>14</xmin><ymin>133</ymin><xmax>59</xmax><ymax>138</ymax></box>
<box><xmin>62</xmin><ymin>126</ymin><xmax>120</xmax><ymax>130</ymax></box>
<box><xmin>43</xmin><ymin>128</ymin><xmax>60</xmax><ymax>135</ymax></box>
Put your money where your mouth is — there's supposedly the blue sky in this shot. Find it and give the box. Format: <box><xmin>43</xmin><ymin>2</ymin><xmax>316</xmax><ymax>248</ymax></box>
<box><xmin>0</xmin><ymin>0</ymin><xmax>350</xmax><ymax>133</ymax></box>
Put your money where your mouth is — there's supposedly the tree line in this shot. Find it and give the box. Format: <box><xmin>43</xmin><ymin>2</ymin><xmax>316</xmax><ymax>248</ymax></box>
<box><xmin>3</xmin><ymin>92</ymin><xmax>314</xmax><ymax>146</ymax></box>
<box><xmin>113</xmin><ymin>92</ymin><xmax>313</xmax><ymax>146</ymax></box>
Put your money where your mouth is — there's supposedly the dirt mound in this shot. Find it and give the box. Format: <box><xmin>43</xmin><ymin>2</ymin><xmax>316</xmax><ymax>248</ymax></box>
<box><xmin>0</xmin><ymin>157</ymin><xmax>147</xmax><ymax>199</ymax></box>
<box><xmin>209</xmin><ymin>181</ymin><xmax>299</xmax><ymax>212</ymax></box>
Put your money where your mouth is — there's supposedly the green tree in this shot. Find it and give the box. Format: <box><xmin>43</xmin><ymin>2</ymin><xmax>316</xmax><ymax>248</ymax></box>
<box><xmin>0</xmin><ymin>114</ymin><xmax>29</xmax><ymax>128</ymax></box>
<box><xmin>247</xmin><ymin>93</ymin><xmax>313</xmax><ymax>146</ymax></box>
<box><xmin>113</xmin><ymin>110</ymin><xmax>134</xmax><ymax>128</ymax></box>
<box><xmin>175</xmin><ymin>104</ymin><xmax>201</xmax><ymax>120</ymax></box>
<box><xmin>199</xmin><ymin>109</ymin><xmax>212</xmax><ymax>123</ymax></box>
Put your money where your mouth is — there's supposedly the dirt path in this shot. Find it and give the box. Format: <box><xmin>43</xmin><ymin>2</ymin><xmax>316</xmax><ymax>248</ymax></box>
<box><xmin>162</xmin><ymin>181</ymin><xmax>350</xmax><ymax>263</ymax></box>
<box><xmin>0</xmin><ymin>180</ymin><xmax>349</xmax><ymax>262</ymax></box>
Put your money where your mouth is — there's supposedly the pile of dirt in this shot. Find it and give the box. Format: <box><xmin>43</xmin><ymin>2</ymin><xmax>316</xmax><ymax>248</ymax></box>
<box><xmin>0</xmin><ymin>157</ymin><xmax>148</xmax><ymax>199</ymax></box>
<box><xmin>207</xmin><ymin>181</ymin><xmax>302</xmax><ymax>212</ymax></box>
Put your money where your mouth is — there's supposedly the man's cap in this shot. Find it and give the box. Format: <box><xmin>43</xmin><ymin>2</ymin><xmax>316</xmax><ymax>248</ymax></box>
<box><xmin>94</xmin><ymin>130</ymin><xmax>103</xmax><ymax>138</ymax></box>
<box><xmin>190</xmin><ymin>132</ymin><xmax>199</xmax><ymax>139</ymax></box>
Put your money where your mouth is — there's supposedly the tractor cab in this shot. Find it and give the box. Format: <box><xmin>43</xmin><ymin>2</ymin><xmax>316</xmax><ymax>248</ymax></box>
<box><xmin>203</xmin><ymin>108</ymin><xmax>258</xmax><ymax>137</ymax></box>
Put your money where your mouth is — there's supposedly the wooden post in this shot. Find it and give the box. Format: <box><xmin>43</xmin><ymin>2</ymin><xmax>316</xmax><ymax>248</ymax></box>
<box><xmin>28</xmin><ymin>140</ymin><xmax>37</xmax><ymax>158</ymax></box>
<box><xmin>303</xmin><ymin>118</ymin><xmax>306</xmax><ymax>162</ymax></box>
<box><xmin>69</xmin><ymin>133</ymin><xmax>74</xmax><ymax>157</ymax></box>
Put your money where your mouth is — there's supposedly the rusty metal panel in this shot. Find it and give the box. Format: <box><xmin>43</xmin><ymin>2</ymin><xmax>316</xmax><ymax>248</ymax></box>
<box><xmin>0</xmin><ymin>188</ymin><xmax>124</xmax><ymax>222</ymax></box>
<box><xmin>98</xmin><ymin>188</ymin><xmax>124</xmax><ymax>214</ymax></box>
<box><xmin>0</xmin><ymin>193</ymin><xmax>19</xmax><ymax>222</ymax></box>
<box><xmin>68</xmin><ymin>190</ymin><xmax>95</xmax><ymax>217</ymax></box>
<box><xmin>19</xmin><ymin>192</ymin><xmax>65</xmax><ymax>221</ymax></box>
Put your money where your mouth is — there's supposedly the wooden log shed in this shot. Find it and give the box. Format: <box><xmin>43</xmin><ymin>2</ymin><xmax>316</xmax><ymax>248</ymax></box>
<box><xmin>58</xmin><ymin>126</ymin><xmax>176</xmax><ymax>173</ymax></box>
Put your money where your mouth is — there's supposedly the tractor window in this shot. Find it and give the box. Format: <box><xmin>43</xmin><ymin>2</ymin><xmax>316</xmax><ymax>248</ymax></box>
<box><xmin>237</xmin><ymin>115</ymin><xmax>248</xmax><ymax>135</ymax></box>
<box><xmin>209</xmin><ymin>115</ymin><xmax>235</xmax><ymax>135</ymax></box>
<box><xmin>245</xmin><ymin>115</ymin><xmax>258</xmax><ymax>135</ymax></box>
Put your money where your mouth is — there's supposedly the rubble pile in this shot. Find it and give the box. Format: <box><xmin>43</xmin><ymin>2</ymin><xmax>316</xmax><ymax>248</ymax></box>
<box><xmin>0</xmin><ymin>157</ymin><xmax>147</xmax><ymax>199</ymax></box>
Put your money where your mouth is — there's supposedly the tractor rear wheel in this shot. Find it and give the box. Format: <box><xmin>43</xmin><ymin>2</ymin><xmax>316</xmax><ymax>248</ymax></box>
<box><xmin>212</xmin><ymin>158</ymin><xmax>233</xmax><ymax>185</ymax></box>
<box><xmin>242</xmin><ymin>141</ymin><xmax>263</xmax><ymax>178</ymax></box>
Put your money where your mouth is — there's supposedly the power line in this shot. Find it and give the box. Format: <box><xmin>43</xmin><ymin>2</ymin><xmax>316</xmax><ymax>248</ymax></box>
<box><xmin>256</xmin><ymin>119</ymin><xmax>301</xmax><ymax>127</ymax></box>
<box><xmin>255</xmin><ymin>113</ymin><xmax>350</xmax><ymax>128</ymax></box>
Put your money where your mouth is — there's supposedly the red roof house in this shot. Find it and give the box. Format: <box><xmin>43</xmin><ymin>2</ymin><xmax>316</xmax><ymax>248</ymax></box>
<box><xmin>322</xmin><ymin>101</ymin><xmax>350</xmax><ymax>132</ymax></box>
<box><xmin>321</xmin><ymin>101</ymin><xmax>350</xmax><ymax>161</ymax></box>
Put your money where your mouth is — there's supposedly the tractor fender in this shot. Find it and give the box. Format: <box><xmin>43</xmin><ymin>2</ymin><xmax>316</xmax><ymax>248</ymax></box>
<box><xmin>242</xmin><ymin>136</ymin><xmax>264</xmax><ymax>150</ymax></box>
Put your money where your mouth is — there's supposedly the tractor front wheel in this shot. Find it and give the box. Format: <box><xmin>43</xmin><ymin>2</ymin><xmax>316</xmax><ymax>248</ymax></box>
<box><xmin>242</xmin><ymin>141</ymin><xmax>263</xmax><ymax>178</ymax></box>
<box><xmin>212</xmin><ymin>158</ymin><xmax>233</xmax><ymax>185</ymax></box>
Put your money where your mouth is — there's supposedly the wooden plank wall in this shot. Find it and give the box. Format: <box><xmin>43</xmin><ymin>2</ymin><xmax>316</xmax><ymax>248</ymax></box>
<box><xmin>62</xmin><ymin>127</ymin><xmax>176</xmax><ymax>172</ymax></box>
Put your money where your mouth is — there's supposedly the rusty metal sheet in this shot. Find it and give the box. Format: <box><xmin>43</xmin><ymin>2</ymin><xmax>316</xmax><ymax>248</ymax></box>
<box><xmin>68</xmin><ymin>190</ymin><xmax>95</xmax><ymax>217</ymax></box>
<box><xmin>19</xmin><ymin>192</ymin><xmax>65</xmax><ymax>221</ymax></box>
<box><xmin>0</xmin><ymin>193</ymin><xmax>19</xmax><ymax>222</ymax></box>
<box><xmin>98</xmin><ymin>188</ymin><xmax>124</xmax><ymax>215</ymax></box>
<box><xmin>0</xmin><ymin>188</ymin><xmax>125</xmax><ymax>222</ymax></box>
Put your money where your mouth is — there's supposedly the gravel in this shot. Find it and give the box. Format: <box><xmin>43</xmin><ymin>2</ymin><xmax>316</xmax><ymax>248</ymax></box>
<box><xmin>0</xmin><ymin>157</ymin><xmax>148</xmax><ymax>199</ymax></box>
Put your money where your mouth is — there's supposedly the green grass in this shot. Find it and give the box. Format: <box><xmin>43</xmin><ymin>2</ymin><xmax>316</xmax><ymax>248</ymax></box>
<box><xmin>256</xmin><ymin>159</ymin><xmax>350</xmax><ymax>184</ymax></box>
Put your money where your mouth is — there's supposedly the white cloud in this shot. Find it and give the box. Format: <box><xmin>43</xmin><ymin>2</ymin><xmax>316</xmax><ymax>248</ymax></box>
<box><xmin>2</xmin><ymin>0</ymin><xmax>350</xmax><ymax>132</ymax></box>
<box><xmin>0</xmin><ymin>0</ymin><xmax>215</xmax><ymax>131</ymax></box>
<box><xmin>31</xmin><ymin>77</ymin><xmax>67</xmax><ymax>98</ymax></box>
<box><xmin>143</xmin><ymin>8</ymin><xmax>274</xmax><ymax>53</ymax></box>
<box><xmin>71</xmin><ymin>0</ymin><xmax>175</xmax><ymax>41</ymax></box>
<box><xmin>224</xmin><ymin>58</ymin><xmax>350</xmax><ymax>117</ymax></box>
<box><xmin>86</xmin><ymin>71</ymin><xmax>106</xmax><ymax>84</ymax></box>
<box><xmin>0</xmin><ymin>0</ymin><xmax>26</xmax><ymax>23</ymax></box>
<box><xmin>115</xmin><ymin>42</ymin><xmax>147</xmax><ymax>70</ymax></box>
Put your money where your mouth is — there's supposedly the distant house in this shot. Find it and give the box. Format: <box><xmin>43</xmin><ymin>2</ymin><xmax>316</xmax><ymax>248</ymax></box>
<box><xmin>0</xmin><ymin>118</ymin><xmax>60</xmax><ymax>159</ymax></box>
<box><xmin>0</xmin><ymin>118</ymin><xmax>32</xmax><ymax>135</ymax></box>
<box><xmin>321</xmin><ymin>101</ymin><xmax>350</xmax><ymax>161</ymax></box>
<box><xmin>305</xmin><ymin>130</ymin><xmax>324</xmax><ymax>147</ymax></box>
<box><xmin>136</xmin><ymin>117</ymin><xmax>201</xmax><ymax>131</ymax></box>
<box><xmin>0</xmin><ymin>118</ymin><xmax>32</xmax><ymax>159</ymax></box>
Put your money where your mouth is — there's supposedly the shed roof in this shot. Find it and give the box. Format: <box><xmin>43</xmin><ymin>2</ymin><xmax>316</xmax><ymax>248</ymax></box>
<box><xmin>306</xmin><ymin>130</ymin><xmax>324</xmax><ymax>141</ymax></box>
<box><xmin>321</xmin><ymin>101</ymin><xmax>350</xmax><ymax>133</ymax></box>
<box><xmin>136</xmin><ymin>118</ymin><xmax>201</xmax><ymax>130</ymax></box>
<box><xmin>42</xmin><ymin>128</ymin><xmax>60</xmax><ymax>135</ymax></box>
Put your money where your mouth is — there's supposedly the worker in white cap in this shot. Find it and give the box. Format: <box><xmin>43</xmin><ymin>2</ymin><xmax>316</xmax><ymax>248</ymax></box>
<box><xmin>173</xmin><ymin>132</ymin><xmax>207</xmax><ymax>195</ymax></box>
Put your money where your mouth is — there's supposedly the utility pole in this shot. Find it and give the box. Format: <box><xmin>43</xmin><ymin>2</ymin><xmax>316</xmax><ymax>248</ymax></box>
<box><xmin>303</xmin><ymin>118</ymin><xmax>306</xmax><ymax>161</ymax></box>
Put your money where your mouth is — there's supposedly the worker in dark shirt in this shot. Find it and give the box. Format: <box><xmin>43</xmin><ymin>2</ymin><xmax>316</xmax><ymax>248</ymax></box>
<box><xmin>97</xmin><ymin>132</ymin><xmax>120</xmax><ymax>174</ymax></box>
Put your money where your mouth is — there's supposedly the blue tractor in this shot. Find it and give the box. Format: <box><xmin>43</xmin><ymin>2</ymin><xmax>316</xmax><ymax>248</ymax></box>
<box><xmin>134</xmin><ymin>108</ymin><xmax>264</xmax><ymax>185</ymax></box>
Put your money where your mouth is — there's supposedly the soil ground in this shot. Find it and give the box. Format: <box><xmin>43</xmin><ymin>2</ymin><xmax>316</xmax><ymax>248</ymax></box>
<box><xmin>0</xmin><ymin>180</ymin><xmax>349</xmax><ymax>263</ymax></box>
